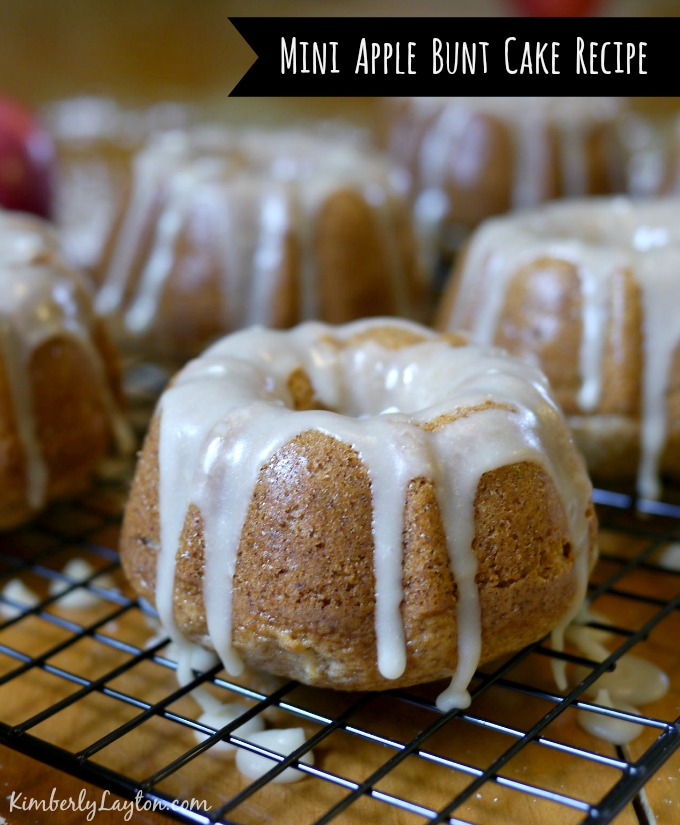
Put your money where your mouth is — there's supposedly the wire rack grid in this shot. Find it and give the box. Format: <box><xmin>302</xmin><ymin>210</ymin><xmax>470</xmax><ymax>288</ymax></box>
<box><xmin>0</xmin><ymin>368</ymin><xmax>679</xmax><ymax>825</ymax></box>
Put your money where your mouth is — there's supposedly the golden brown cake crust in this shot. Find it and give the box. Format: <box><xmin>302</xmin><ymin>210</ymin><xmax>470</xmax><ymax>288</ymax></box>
<box><xmin>438</xmin><ymin>226</ymin><xmax>680</xmax><ymax>488</ymax></box>
<box><xmin>106</xmin><ymin>185</ymin><xmax>425</xmax><ymax>359</ymax></box>
<box><xmin>383</xmin><ymin>98</ymin><xmax>624</xmax><ymax>240</ymax></box>
<box><xmin>0</xmin><ymin>211</ymin><xmax>128</xmax><ymax>530</ymax></box>
<box><xmin>0</xmin><ymin>328</ymin><xmax>123</xmax><ymax>531</ymax></box>
<box><xmin>94</xmin><ymin>130</ymin><xmax>427</xmax><ymax>360</ymax></box>
<box><xmin>121</xmin><ymin>329</ymin><xmax>598</xmax><ymax>692</ymax></box>
<box><xmin>379</xmin><ymin>97</ymin><xmax>627</xmax><ymax>259</ymax></box>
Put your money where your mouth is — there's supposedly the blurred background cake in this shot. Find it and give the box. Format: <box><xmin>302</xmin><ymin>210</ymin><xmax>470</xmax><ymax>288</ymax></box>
<box><xmin>3</xmin><ymin>1</ymin><xmax>678</xmax><ymax>312</ymax></box>
<box><xmin>86</xmin><ymin>124</ymin><xmax>425</xmax><ymax>359</ymax></box>
<box><xmin>436</xmin><ymin>196</ymin><xmax>680</xmax><ymax>500</ymax></box>
<box><xmin>43</xmin><ymin>95</ymin><xmax>193</xmax><ymax>273</ymax></box>
<box><xmin>382</xmin><ymin>96</ymin><xmax>628</xmax><ymax>254</ymax></box>
<box><xmin>0</xmin><ymin>211</ymin><xmax>130</xmax><ymax>529</ymax></box>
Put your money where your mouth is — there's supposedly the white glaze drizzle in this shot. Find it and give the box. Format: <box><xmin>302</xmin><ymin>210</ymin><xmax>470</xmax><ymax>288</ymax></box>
<box><xmin>0</xmin><ymin>212</ymin><xmax>132</xmax><ymax>512</ymax></box>
<box><xmin>249</xmin><ymin>186</ymin><xmax>292</xmax><ymax>325</ymax></box>
<box><xmin>566</xmin><ymin>611</ymin><xmax>669</xmax><ymax>745</ymax></box>
<box><xmin>126</xmin><ymin>158</ymin><xmax>229</xmax><ymax>334</ymax></box>
<box><xmin>235</xmin><ymin>727</ymin><xmax>314</xmax><ymax>784</ymax></box>
<box><xmin>389</xmin><ymin>97</ymin><xmax>623</xmax><ymax>221</ymax></box>
<box><xmin>445</xmin><ymin>196</ymin><xmax>680</xmax><ymax>500</ymax></box>
<box><xmin>656</xmin><ymin>542</ymin><xmax>680</xmax><ymax>570</ymax></box>
<box><xmin>567</xmin><ymin>622</ymin><xmax>669</xmax><ymax>707</ymax></box>
<box><xmin>511</xmin><ymin>110</ymin><xmax>550</xmax><ymax>210</ymax></box>
<box><xmin>636</xmin><ymin>244</ymin><xmax>680</xmax><ymax>499</ymax></box>
<box><xmin>48</xmin><ymin>558</ymin><xmax>116</xmax><ymax>611</ymax></box>
<box><xmin>194</xmin><ymin>702</ymin><xmax>265</xmax><ymax>755</ymax></box>
<box><xmin>577</xmin><ymin>688</ymin><xmax>643</xmax><ymax>745</ymax></box>
<box><xmin>153</xmin><ymin>318</ymin><xmax>593</xmax><ymax>711</ymax></box>
<box><xmin>45</xmin><ymin>96</ymin><xmax>192</xmax><ymax>273</ymax></box>
<box><xmin>95</xmin><ymin>127</ymin><xmax>417</xmax><ymax>343</ymax></box>
<box><xmin>0</xmin><ymin>578</ymin><xmax>40</xmax><ymax>618</ymax></box>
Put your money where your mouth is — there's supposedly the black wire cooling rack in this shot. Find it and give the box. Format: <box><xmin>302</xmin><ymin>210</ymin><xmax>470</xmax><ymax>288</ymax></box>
<box><xmin>0</xmin><ymin>366</ymin><xmax>679</xmax><ymax>825</ymax></box>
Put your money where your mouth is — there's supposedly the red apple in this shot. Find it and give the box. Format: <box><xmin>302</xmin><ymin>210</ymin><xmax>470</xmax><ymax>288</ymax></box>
<box><xmin>0</xmin><ymin>96</ymin><xmax>55</xmax><ymax>219</ymax></box>
<box><xmin>512</xmin><ymin>0</ymin><xmax>599</xmax><ymax>15</ymax></box>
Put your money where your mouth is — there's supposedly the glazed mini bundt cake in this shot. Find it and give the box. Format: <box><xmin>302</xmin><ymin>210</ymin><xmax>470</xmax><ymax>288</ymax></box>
<box><xmin>385</xmin><ymin>97</ymin><xmax>627</xmax><ymax>252</ymax></box>
<box><xmin>120</xmin><ymin>318</ymin><xmax>597</xmax><ymax>710</ymax></box>
<box><xmin>437</xmin><ymin>196</ymin><xmax>680</xmax><ymax>500</ymax></box>
<box><xmin>44</xmin><ymin>96</ymin><xmax>192</xmax><ymax>274</ymax></box>
<box><xmin>0</xmin><ymin>210</ymin><xmax>132</xmax><ymax>529</ymax></box>
<box><xmin>93</xmin><ymin>126</ymin><xmax>425</xmax><ymax>358</ymax></box>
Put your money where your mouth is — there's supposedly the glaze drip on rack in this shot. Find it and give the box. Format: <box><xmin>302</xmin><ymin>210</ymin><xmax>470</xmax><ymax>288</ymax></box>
<box><xmin>152</xmin><ymin>318</ymin><xmax>593</xmax><ymax>711</ymax></box>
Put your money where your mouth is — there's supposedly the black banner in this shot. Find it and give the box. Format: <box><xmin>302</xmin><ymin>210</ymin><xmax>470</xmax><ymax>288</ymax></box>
<box><xmin>229</xmin><ymin>17</ymin><xmax>677</xmax><ymax>96</ymax></box>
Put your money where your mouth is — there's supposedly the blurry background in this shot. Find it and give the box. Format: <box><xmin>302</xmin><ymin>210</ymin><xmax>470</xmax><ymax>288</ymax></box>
<box><xmin>1</xmin><ymin>0</ymin><xmax>679</xmax><ymax>125</ymax></box>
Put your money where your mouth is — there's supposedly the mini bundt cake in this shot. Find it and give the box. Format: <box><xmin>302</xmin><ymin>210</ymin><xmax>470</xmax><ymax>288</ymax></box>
<box><xmin>437</xmin><ymin>196</ymin><xmax>680</xmax><ymax>500</ymax></box>
<box><xmin>44</xmin><ymin>96</ymin><xmax>191</xmax><ymax>274</ymax></box>
<box><xmin>94</xmin><ymin>127</ymin><xmax>426</xmax><ymax>358</ymax></box>
<box><xmin>384</xmin><ymin>97</ymin><xmax>627</xmax><ymax>252</ymax></box>
<box><xmin>0</xmin><ymin>210</ymin><xmax>132</xmax><ymax>529</ymax></box>
<box><xmin>120</xmin><ymin>318</ymin><xmax>597</xmax><ymax>710</ymax></box>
